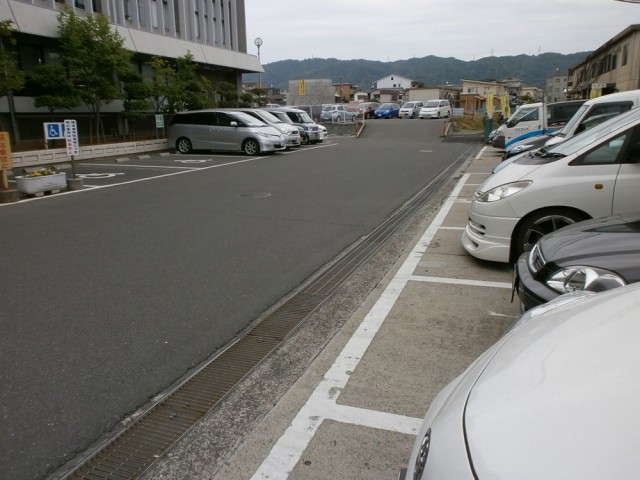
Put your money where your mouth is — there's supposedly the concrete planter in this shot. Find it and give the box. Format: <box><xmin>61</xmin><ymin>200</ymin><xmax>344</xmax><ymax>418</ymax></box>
<box><xmin>15</xmin><ymin>172</ymin><xmax>67</xmax><ymax>195</ymax></box>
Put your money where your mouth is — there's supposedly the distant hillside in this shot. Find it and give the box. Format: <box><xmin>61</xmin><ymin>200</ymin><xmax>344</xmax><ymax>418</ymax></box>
<box><xmin>244</xmin><ymin>52</ymin><xmax>590</xmax><ymax>90</ymax></box>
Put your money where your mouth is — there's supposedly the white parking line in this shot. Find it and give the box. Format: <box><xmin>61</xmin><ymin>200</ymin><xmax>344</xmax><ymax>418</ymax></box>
<box><xmin>251</xmin><ymin>174</ymin><xmax>471</xmax><ymax>480</ymax></box>
<box><xmin>409</xmin><ymin>275</ymin><xmax>512</xmax><ymax>289</ymax></box>
<box><xmin>82</xmin><ymin>163</ymin><xmax>201</xmax><ymax>170</ymax></box>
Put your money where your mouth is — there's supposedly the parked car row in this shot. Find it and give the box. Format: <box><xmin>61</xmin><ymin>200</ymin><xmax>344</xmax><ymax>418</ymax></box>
<box><xmin>403</xmin><ymin>98</ymin><xmax>640</xmax><ymax>479</ymax></box>
<box><xmin>167</xmin><ymin>107</ymin><xmax>327</xmax><ymax>155</ymax></box>
<box><xmin>463</xmin><ymin>98</ymin><xmax>640</xmax><ymax>263</ymax></box>
<box><xmin>375</xmin><ymin>100</ymin><xmax>453</xmax><ymax>120</ymax></box>
<box><xmin>319</xmin><ymin>104</ymin><xmax>359</xmax><ymax>123</ymax></box>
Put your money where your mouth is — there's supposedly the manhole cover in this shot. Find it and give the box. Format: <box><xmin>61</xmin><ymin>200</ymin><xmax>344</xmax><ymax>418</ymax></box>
<box><xmin>240</xmin><ymin>192</ymin><xmax>272</xmax><ymax>198</ymax></box>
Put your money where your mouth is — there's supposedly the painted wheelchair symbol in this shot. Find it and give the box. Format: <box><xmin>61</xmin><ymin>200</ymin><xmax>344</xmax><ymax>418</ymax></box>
<box><xmin>76</xmin><ymin>173</ymin><xmax>125</xmax><ymax>179</ymax></box>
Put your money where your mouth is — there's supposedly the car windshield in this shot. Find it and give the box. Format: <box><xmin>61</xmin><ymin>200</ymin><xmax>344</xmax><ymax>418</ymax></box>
<box><xmin>424</xmin><ymin>100</ymin><xmax>439</xmax><ymax>108</ymax></box>
<box><xmin>402</xmin><ymin>103</ymin><xmax>415</xmax><ymax>108</ymax></box>
<box><xmin>556</xmin><ymin>104</ymin><xmax>589</xmax><ymax>137</ymax></box>
<box><xmin>507</xmin><ymin>105</ymin><xmax>538</xmax><ymax>126</ymax></box>
<box><xmin>269</xmin><ymin>111</ymin><xmax>294</xmax><ymax>124</ymax></box>
<box><xmin>542</xmin><ymin>107</ymin><xmax>640</xmax><ymax>157</ymax></box>
<box><xmin>292</xmin><ymin>111</ymin><xmax>314</xmax><ymax>123</ymax></box>
<box><xmin>322</xmin><ymin>105</ymin><xmax>334</xmax><ymax>111</ymax></box>
<box><xmin>254</xmin><ymin>110</ymin><xmax>284</xmax><ymax>124</ymax></box>
<box><xmin>380</xmin><ymin>103</ymin><xmax>395</xmax><ymax>108</ymax></box>
<box><xmin>231</xmin><ymin>111</ymin><xmax>267</xmax><ymax>127</ymax></box>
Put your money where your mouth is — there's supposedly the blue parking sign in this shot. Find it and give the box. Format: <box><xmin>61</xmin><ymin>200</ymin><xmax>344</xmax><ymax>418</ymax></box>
<box><xmin>44</xmin><ymin>122</ymin><xmax>65</xmax><ymax>140</ymax></box>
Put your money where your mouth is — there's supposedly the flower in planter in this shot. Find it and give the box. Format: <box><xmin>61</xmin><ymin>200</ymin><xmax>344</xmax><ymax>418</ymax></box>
<box><xmin>25</xmin><ymin>167</ymin><xmax>59</xmax><ymax>177</ymax></box>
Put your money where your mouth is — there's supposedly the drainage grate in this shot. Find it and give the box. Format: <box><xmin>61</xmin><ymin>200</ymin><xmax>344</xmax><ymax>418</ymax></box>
<box><xmin>65</xmin><ymin>149</ymin><xmax>470</xmax><ymax>479</ymax></box>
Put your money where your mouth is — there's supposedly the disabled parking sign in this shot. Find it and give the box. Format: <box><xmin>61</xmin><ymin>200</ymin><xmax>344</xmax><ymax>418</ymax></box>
<box><xmin>44</xmin><ymin>122</ymin><xmax>65</xmax><ymax>140</ymax></box>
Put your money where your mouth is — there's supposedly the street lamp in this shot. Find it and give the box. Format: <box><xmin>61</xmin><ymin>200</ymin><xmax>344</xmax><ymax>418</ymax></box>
<box><xmin>254</xmin><ymin>37</ymin><xmax>263</xmax><ymax>89</ymax></box>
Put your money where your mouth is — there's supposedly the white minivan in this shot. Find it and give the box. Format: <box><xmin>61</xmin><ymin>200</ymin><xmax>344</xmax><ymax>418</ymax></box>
<box><xmin>399</xmin><ymin>101</ymin><xmax>423</xmax><ymax>119</ymax></box>
<box><xmin>462</xmin><ymin>107</ymin><xmax>640</xmax><ymax>263</ymax></box>
<box><xmin>544</xmin><ymin>89</ymin><xmax>640</xmax><ymax>148</ymax></box>
<box><xmin>419</xmin><ymin>99</ymin><xmax>451</xmax><ymax>119</ymax></box>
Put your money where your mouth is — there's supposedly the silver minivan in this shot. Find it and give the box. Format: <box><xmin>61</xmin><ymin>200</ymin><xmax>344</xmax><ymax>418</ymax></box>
<box><xmin>236</xmin><ymin>108</ymin><xmax>301</xmax><ymax>149</ymax></box>
<box><xmin>167</xmin><ymin>109</ymin><xmax>286</xmax><ymax>155</ymax></box>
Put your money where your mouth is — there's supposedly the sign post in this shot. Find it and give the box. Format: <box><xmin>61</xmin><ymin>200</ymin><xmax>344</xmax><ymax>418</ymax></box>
<box><xmin>155</xmin><ymin>114</ymin><xmax>165</xmax><ymax>139</ymax></box>
<box><xmin>64</xmin><ymin>119</ymin><xmax>83</xmax><ymax>191</ymax></box>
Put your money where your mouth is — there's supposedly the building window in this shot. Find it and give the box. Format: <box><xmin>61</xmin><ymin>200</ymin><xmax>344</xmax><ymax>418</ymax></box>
<box><xmin>622</xmin><ymin>44</ymin><xmax>629</xmax><ymax>66</ymax></box>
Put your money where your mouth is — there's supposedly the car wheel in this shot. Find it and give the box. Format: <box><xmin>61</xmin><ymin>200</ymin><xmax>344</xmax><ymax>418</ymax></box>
<box><xmin>512</xmin><ymin>208</ymin><xmax>588</xmax><ymax>261</ymax></box>
<box><xmin>176</xmin><ymin>137</ymin><xmax>193</xmax><ymax>154</ymax></box>
<box><xmin>436</xmin><ymin>112</ymin><xmax>441</xmax><ymax>118</ymax></box>
<box><xmin>243</xmin><ymin>138</ymin><xmax>260</xmax><ymax>156</ymax></box>
<box><xmin>411</xmin><ymin>112</ymin><xmax>415</xmax><ymax>119</ymax></box>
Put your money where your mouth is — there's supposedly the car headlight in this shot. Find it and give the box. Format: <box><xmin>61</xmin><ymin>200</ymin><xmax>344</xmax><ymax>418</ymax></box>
<box><xmin>476</xmin><ymin>181</ymin><xmax>532</xmax><ymax>202</ymax></box>
<box><xmin>546</xmin><ymin>266</ymin><xmax>626</xmax><ymax>294</ymax></box>
<box><xmin>257</xmin><ymin>132</ymin><xmax>279</xmax><ymax>139</ymax></box>
<box><xmin>511</xmin><ymin>144</ymin><xmax>533</xmax><ymax>154</ymax></box>
<box><xmin>493</xmin><ymin>130</ymin><xmax>504</xmax><ymax>137</ymax></box>
<box><xmin>413</xmin><ymin>428</ymin><xmax>431</xmax><ymax>479</ymax></box>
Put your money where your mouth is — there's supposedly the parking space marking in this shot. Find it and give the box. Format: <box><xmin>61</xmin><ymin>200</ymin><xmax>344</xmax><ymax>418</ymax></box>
<box><xmin>251</xmin><ymin>173</ymin><xmax>470</xmax><ymax>480</ymax></box>
<box><xmin>82</xmin><ymin>163</ymin><xmax>201</xmax><ymax>170</ymax></box>
<box><xmin>409</xmin><ymin>275</ymin><xmax>512</xmax><ymax>289</ymax></box>
<box><xmin>2</xmin><ymin>156</ymin><xmax>272</xmax><ymax>206</ymax></box>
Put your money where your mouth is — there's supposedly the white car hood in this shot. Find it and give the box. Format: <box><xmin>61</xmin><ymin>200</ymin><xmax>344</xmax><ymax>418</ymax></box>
<box><xmin>479</xmin><ymin>160</ymin><xmax>544</xmax><ymax>192</ymax></box>
<box><xmin>465</xmin><ymin>285</ymin><xmax>640</xmax><ymax>480</ymax></box>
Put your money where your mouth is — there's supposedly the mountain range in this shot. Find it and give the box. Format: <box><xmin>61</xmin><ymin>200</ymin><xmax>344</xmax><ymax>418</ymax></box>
<box><xmin>244</xmin><ymin>52</ymin><xmax>591</xmax><ymax>91</ymax></box>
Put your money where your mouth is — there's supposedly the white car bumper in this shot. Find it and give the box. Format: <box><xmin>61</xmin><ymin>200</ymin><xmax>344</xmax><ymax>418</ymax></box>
<box><xmin>461</xmin><ymin>202</ymin><xmax>519</xmax><ymax>263</ymax></box>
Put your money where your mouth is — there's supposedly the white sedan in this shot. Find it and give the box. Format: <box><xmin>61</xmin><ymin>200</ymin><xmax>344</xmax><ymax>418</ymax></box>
<box><xmin>402</xmin><ymin>282</ymin><xmax>640</xmax><ymax>479</ymax></box>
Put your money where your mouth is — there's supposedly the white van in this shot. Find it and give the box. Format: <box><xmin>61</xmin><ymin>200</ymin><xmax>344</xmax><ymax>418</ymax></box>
<box><xmin>419</xmin><ymin>99</ymin><xmax>451</xmax><ymax>119</ymax></box>
<box><xmin>462</xmin><ymin>107</ymin><xmax>640</xmax><ymax>263</ymax></box>
<box><xmin>544</xmin><ymin>89</ymin><xmax>640</xmax><ymax>148</ymax></box>
<box><xmin>399</xmin><ymin>101</ymin><xmax>423</xmax><ymax>119</ymax></box>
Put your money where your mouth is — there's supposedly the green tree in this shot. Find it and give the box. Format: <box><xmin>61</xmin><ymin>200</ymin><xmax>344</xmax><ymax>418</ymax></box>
<box><xmin>146</xmin><ymin>56</ymin><xmax>175</xmax><ymax>114</ymax></box>
<box><xmin>239</xmin><ymin>92</ymin><xmax>254</xmax><ymax>107</ymax></box>
<box><xmin>0</xmin><ymin>20</ymin><xmax>25</xmax><ymax>142</ymax></box>
<box><xmin>28</xmin><ymin>63</ymin><xmax>81</xmax><ymax>113</ymax></box>
<box><xmin>57</xmin><ymin>9</ymin><xmax>132</xmax><ymax>143</ymax></box>
<box><xmin>248</xmin><ymin>87</ymin><xmax>266</xmax><ymax>107</ymax></box>
<box><xmin>164</xmin><ymin>53</ymin><xmax>211</xmax><ymax>113</ymax></box>
<box><xmin>216</xmin><ymin>81</ymin><xmax>239</xmax><ymax>107</ymax></box>
<box><xmin>120</xmin><ymin>69</ymin><xmax>152</xmax><ymax>139</ymax></box>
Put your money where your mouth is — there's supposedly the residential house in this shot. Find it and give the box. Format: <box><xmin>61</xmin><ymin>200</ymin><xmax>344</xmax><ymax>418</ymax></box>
<box><xmin>567</xmin><ymin>24</ymin><xmax>640</xmax><ymax>99</ymax></box>
<box><xmin>545</xmin><ymin>70</ymin><xmax>570</xmax><ymax>102</ymax></box>
<box><xmin>460</xmin><ymin>80</ymin><xmax>510</xmax><ymax>114</ymax></box>
<box><xmin>406</xmin><ymin>86</ymin><xmax>462</xmax><ymax>107</ymax></box>
<box><xmin>370</xmin><ymin>74</ymin><xmax>423</xmax><ymax>104</ymax></box>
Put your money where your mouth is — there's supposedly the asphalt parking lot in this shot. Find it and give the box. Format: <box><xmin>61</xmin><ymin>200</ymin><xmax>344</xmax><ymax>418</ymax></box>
<box><xmin>141</xmin><ymin>144</ymin><xmax>523</xmax><ymax>479</ymax></box>
<box><xmin>4</xmin><ymin>125</ymin><xmax>520</xmax><ymax>479</ymax></box>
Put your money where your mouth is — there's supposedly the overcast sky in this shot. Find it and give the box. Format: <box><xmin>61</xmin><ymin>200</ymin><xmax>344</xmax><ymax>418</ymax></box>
<box><xmin>245</xmin><ymin>0</ymin><xmax>637</xmax><ymax>64</ymax></box>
